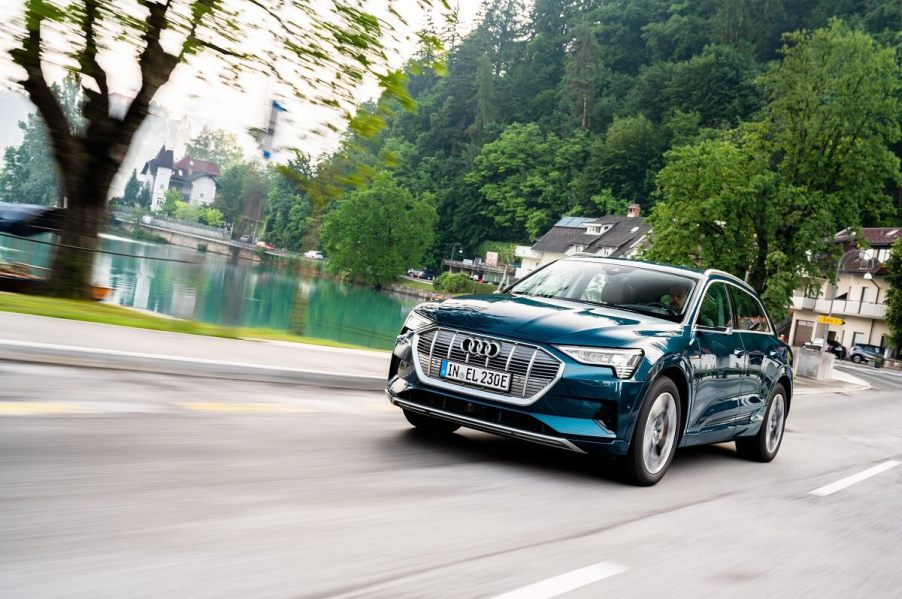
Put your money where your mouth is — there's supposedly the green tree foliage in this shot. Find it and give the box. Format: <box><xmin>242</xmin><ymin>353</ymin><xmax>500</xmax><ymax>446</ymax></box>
<box><xmin>561</xmin><ymin>24</ymin><xmax>604</xmax><ymax>130</ymax></box>
<box><xmin>886</xmin><ymin>240</ymin><xmax>902</xmax><ymax>350</ymax></box>
<box><xmin>466</xmin><ymin>123</ymin><xmax>589</xmax><ymax>240</ymax></box>
<box><xmin>0</xmin><ymin>77</ymin><xmax>84</xmax><ymax>206</ymax></box>
<box><xmin>185</xmin><ymin>127</ymin><xmax>244</xmax><ymax>169</ymax></box>
<box><xmin>270</xmin><ymin>2</ymin><xmax>901</xmax><ymax>276</ymax></box>
<box><xmin>0</xmin><ymin>112</ymin><xmax>60</xmax><ymax>206</ymax></box>
<box><xmin>579</xmin><ymin>115</ymin><xmax>664</xmax><ymax>209</ymax></box>
<box><xmin>159</xmin><ymin>190</ymin><xmax>183</xmax><ymax>218</ymax></box>
<box><xmin>120</xmin><ymin>170</ymin><xmax>141</xmax><ymax>206</ymax></box>
<box><xmin>198</xmin><ymin>207</ymin><xmax>224</xmax><ymax>227</ymax></box>
<box><xmin>647</xmin><ymin>22</ymin><xmax>901</xmax><ymax>321</ymax></box>
<box><xmin>174</xmin><ymin>201</ymin><xmax>199</xmax><ymax>222</ymax></box>
<box><xmin>265</xmin><ymin>154</ymin><xmax>314</xmax><ymax>251</ymax></box>
<box><xmin>4</xmin><ymin>0</ymin><xmax>446</xmax><ymax>299</ymax></box>
<box><xmin>321</xmin><ymin>174</ymin><xmax>437</xmax><ymax>287</ymax></box>
<box><xmin>135</xmin><ymin>184</ymin><xmax>151</xmax><ymax>209</ymax></box>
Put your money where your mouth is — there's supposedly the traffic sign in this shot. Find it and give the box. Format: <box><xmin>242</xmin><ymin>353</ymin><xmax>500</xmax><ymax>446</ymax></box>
<box><xmin>817</xmin><ymin>315</ymin><xmax>845</xmax><ymax>326</ymax></box>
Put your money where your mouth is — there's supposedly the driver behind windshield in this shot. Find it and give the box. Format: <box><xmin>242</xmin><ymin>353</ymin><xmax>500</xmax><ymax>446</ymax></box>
<box><xmin>666</xmin><ymin>284</ymin><xmax>688</xmax><ymax>313</ymax></box>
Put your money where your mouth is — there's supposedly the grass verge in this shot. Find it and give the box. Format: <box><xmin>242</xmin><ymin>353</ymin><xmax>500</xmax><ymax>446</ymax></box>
<box><xmin>0</xmin><ymin>292</ymin><xmax>376</xmax><ymax>351</ymax></box>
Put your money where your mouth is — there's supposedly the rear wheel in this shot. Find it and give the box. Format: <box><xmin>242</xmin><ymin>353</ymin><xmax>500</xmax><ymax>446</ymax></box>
<box><xmin>403</xmin><ymin>409</ymin><xmax>460</xmax><ymax>434</ymax></box>
<box><xmin>735</xmin><ymin>384</ymin><xmax>786</xmax><ymax>462</ymax></box>
<box><xmin>620</xmin><ymin>377</ymin><xmax>681</xmax><ymax>486</ymax></box>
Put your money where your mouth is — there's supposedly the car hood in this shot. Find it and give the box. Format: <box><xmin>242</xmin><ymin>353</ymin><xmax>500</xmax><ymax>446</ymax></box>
<box><xmin>421</xmin><ymin>294</ymin><xmax>683</xmax><ymax>348</ymax></box>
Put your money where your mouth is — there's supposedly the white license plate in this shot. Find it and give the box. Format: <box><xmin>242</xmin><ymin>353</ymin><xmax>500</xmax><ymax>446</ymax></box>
<box><xmin>440</xmin><ymin>360</ymin><xmax>511</xmax><ymax>392</ymax></box>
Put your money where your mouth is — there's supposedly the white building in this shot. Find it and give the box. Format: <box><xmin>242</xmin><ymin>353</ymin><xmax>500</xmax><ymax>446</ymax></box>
<box><xmin>141</xmin><ymin>146</ymin><xmax>220</xmax><ymax>211</ymax></box>
<box><xmin>788</xmin><ymin>227</ymin><xmax>899</xmax><ymax>353</ymax></box>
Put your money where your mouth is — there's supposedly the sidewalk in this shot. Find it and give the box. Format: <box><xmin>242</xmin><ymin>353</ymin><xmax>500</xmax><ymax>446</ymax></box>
<box><xmin>0</xmin><ymin>311</ymin><xmax>391</xmax><ymax>390</ymax></box>
<box><xmin>794</xmin><ymin>367</ymin><xmax>870</xmax><ymax>395</ymax></box>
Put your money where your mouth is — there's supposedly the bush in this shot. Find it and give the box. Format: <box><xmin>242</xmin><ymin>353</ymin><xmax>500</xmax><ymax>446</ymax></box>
<box><xmin>196</xmin><ymin>242</ymin><xmax>208</xmax><ymax>253</ymax></box>
<box><xmin>434</xmin><ymin>272</ymin><xmax>474</xmax><ymax>293</ymax></box>
<box><xmin>198</xmin><ymin>207</ymin><xmax>224</xmax><ymax>227</ymax></box>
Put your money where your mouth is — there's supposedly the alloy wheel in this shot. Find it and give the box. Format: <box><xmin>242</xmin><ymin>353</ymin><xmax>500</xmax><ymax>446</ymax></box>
<box><xmin>643</xmin><ymin>391</ymin><xmax>677</xmax><ymax>475</ymax></box>
<box><xmin>765</xmin><ymin>394</ymin><xmax>785</xmax><ymax>454</ymax></box>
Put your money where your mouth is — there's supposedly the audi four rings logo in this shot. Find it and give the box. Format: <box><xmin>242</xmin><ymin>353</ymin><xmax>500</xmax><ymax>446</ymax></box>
<box><xmin>460</xmin><ymin>337</ymin><xmax>501</xmax><ymax>357</ymax></box>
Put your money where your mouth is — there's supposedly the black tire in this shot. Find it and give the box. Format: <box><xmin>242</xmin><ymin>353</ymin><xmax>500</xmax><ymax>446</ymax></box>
<box><xmin>735</xmin><ymin>384</ymin><xmax>787</xmax><ymax>462</ymax></box>
<box><xmin>619</xmin><ymin>377</ymin><xmax>682</xmax><ymax>486</ymax></box>
<box><xmin>851</xmin><ymin>355</ymin><xmax>863</xmax><ymax>364</ymax></box>
<box><xmin>403</xmin><ymin>409</ymin><xmax>460</xmax><ymax>434</ymax></box>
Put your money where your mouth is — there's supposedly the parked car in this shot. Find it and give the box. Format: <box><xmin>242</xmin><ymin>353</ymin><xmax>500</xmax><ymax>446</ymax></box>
<box><xmin>255</xmin><ymin>241</ymin><xmax>274</xmax><ymax>250</ymax></box>
<box><xmin>407</xmin><ymin>268</ymin><xmax>426</xmax><ymax>278</ymax></box>
<box><xmin>239</xmin><ymin>234</ymin><xmax>251</xmax><ymax>243</ymax></box>
<box><xmin>850</xmin><ymin>343</ymin><xmax>884</xmax><ymax>365</ymax></box>
<box><xmin>802</xmin><ymin>337</ymin><xmax>847</xmax><ymax>360</ymax></box>
<box><xmin>387</xmin><ymin>257</ymin><xmax>793</xmax><ymax>486</ymax></box>
<box><xmin>304</xmin><ymin>250</ymin><xmax>324</xmax><ymax>260</ymax></box>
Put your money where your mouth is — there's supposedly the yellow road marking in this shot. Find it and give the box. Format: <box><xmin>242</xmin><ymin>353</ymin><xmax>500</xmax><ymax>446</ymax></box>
<box><xmin>178</xmin><ymin>402</ymin><xmax>313</xmax><ymax>414</ymax></box>
<box><xmin>0</xmin><ymin>402</ymin><xmax>78</xmax><ymax>416</ymax></box>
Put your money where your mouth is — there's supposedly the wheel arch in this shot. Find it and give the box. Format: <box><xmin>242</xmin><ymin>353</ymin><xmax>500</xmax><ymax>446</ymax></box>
<box><xmin>656</xmin><ymin>365</ymin><xmax>690</xmax><ymax>444</ymax></box>
<box><xmin>777</xmin><ymin>370</ymin><xmax>793</xmax><ymax>416</ymax></box>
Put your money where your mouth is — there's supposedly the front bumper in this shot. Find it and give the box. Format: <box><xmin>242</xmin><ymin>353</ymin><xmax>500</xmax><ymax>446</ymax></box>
<box><xmin>388</xmin><ymin>330</ymin><xmax>645</xmax><ymax>456</ymax></box>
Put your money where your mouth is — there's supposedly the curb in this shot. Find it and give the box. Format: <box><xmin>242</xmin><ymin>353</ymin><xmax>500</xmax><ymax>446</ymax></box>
<box><xmin>0</xmin><ymin>339</ymin><xmax>386</xmax><ymax>391</ymax></box>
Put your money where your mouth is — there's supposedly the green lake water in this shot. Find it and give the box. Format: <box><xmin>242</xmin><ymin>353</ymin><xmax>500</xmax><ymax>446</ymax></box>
<box><xmin>0</xmin><ymin>233</ymin><xmax>417</xmax><ymax>350</ymax></box>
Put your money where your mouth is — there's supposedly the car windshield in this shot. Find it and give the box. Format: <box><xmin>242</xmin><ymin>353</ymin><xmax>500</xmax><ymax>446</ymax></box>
<box><xmin>509</xmin><ymin>259</ymin><xmax>696</xmax><ymax>322</ymax></box>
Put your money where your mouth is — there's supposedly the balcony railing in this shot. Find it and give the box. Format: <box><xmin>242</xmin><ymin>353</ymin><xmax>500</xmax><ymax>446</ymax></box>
<box><xmin>791</xmin><ymin>296</ymin><xmax>886</xmax><ymax>318</ymax></box>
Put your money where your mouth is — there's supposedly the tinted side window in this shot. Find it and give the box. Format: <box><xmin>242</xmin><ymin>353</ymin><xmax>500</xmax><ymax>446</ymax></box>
<box><xmin>731</xmin><ymin>288</ymin><xmax>772</xmax><ymax>333</ymax></box>
<box><xmin>697</xmin><ymin>283</ymin><xmax>733</xmax><ymax>329</ymax></box>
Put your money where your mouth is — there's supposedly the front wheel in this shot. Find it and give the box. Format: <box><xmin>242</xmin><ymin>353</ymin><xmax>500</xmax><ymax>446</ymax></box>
<box><xmin>403</xmin><ymin>409</ymin><xmax>460</xmax><ymax>434</ymax></box>
<box><xmin>851</xmin><ymin>355</ymin><xmax>863</xmax><ymax>364</ymax></box>
<box><xmin>620</xmin><ymin>377</ymin><xmax>682</xmax><ymax>486</ymax></box>
<box><xmin>735</xmin><ymin>384</ymin><xmax>786</xmax><ymax>462</ymax></box>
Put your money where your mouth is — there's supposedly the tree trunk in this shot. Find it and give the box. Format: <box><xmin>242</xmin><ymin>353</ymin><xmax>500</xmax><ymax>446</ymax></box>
<box><xmin>44</xmin><ymin>169</ymin><xmax>114</xmax><ymax>299</ymax></box>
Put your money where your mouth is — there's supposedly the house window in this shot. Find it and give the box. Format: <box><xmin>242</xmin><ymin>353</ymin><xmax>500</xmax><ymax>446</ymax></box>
<box><xmin>199</xmin><ymin>191</ymin><xmax>205</xmax><ymax>199</ymax></box>
<box><xmin>853</xmin><ymin>332</ymin><xmax>866</xmax><ymax>346</ymax></box>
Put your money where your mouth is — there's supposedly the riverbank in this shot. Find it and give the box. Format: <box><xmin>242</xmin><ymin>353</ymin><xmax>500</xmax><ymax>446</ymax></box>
<box><xmin>0</xmin><ymin>292</ymin><xmax>372</xmax><ymax>350</ymax></box>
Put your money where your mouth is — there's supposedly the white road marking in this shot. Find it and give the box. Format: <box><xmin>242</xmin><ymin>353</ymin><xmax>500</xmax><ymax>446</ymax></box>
<box><xmin>836</xmin><ymin>363</ymin><xmax>902</xmax><ymax>378</ymax></box>
<box><xmin>810</xmin><ymin>460</ymin><xmax>901</xmax><ymax>496</ymax></box>
<box><xmin>490</xmin><ymin>562</ymin><xmax>629</xmax><ymax>599</ymax></box>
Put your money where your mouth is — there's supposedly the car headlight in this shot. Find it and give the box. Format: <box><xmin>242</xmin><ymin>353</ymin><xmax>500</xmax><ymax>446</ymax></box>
<box><xmin>403</xmin><ymin>303</ymin><xmax>437</xmax><ymax>332</ymax></box>
<box><xmin>554</xmin><ymin>346</ymin><xmax>644</xmax><ymax>379</ymax></box>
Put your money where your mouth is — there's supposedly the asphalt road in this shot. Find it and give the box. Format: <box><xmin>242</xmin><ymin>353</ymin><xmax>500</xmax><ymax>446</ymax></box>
<box><xmin>1</xmin><ymin>362</ymin><xmax>901</xmax><ymax>598</ymax></box>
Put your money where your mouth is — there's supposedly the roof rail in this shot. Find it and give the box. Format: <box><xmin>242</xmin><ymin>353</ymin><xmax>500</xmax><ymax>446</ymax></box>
<box><xmin>703</xmin><ymin>268</ymin><xmax>751</xmax><ymax>288</ymax></box>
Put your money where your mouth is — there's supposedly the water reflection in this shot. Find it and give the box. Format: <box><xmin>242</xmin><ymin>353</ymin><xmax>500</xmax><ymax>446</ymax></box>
<box><xmin>2</xmin><ymin>234</ymin><xmax>416</xmax><ymax>349</ymax></box>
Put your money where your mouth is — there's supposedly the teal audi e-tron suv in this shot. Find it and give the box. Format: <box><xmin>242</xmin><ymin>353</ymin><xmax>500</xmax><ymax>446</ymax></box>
<box><xmin>386</xmin><ymin>257</ymin><xmax>793</xmax><ymax>485</ymax></box>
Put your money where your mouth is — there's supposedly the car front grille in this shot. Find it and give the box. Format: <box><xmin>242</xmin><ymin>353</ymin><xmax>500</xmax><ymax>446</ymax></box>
<box><xmin>414</xmin><ymin>327</ymin><xmax>563</xmax><ymax>404</ymax></box>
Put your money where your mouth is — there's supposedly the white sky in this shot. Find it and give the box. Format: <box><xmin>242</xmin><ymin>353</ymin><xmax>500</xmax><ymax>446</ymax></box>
<box><xmin>0</xmin><ymin>1</ymin><xmax>482</xmax><ymax>166</ymax></box>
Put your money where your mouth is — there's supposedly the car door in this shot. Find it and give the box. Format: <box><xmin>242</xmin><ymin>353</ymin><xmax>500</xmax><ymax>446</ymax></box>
<box><xmin>730</xmin><ymin>286</ymin><xmax>780</xmax><ymax>424</ymax></box>
<box><xmin>686</xmin><ymin>282</ymin><xmax>745</xmax><ymax>435</ymax></box>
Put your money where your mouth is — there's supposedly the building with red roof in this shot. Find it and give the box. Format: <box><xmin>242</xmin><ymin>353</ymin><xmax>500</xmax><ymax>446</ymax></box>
<box><xmin>141</xmin><ymin>145</ymin><xmax>220</xmax><ymax>211</ymax></box>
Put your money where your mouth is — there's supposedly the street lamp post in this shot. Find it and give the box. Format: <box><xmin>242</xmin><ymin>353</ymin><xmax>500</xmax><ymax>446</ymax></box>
<box><xmin>448</xmin><ymin>243</ymin><xmax>462</xmax><ymax>272</ymax></box>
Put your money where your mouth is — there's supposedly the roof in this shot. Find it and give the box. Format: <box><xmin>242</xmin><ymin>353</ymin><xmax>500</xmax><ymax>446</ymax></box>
<box><xmin>531</xmin><ymin>226</ymin><xmax>589</xmax><ymax>253</ymax></box>
<box><xmin>174</xmin><ymin>157</ymin><xmax>221</xmax><ymax>177</ymax></box>
<box><xmin>141</xmin><ymin>145</ymin><xmax>174</xmax><ymax>175</ymax></box>
<box><xmin>835</xmin><ymin>227</ymin><xmax>901</xmax><ymax>248</ymax></box>
<box><xmin>554</xmin><ymin>216</ymin><xmax>595</xmax><ymax>228</ymax></box>
<box><xmin>530</xmin><ymin>214</ymin><xmax>649</xmax><ymax>257</ymax></box>
<box><xmin>586</xmin><ymin>220</ymin><xmax>651</xmax><ymax>252</ymax></box>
